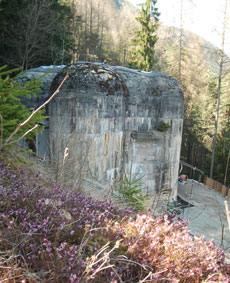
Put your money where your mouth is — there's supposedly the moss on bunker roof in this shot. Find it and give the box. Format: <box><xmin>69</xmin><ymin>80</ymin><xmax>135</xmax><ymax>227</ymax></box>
<box><xmin>50</xmin><ymin>62</ymin><xmax>129</xmax><ymax>97</ymax></box>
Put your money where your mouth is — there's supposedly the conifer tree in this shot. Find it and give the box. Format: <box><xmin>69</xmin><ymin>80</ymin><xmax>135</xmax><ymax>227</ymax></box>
<box><xmin>0</xmin><ymin>66</ymin><xmax>45</xmax><ymax>150</ymax></box>
<box><xmin>129</xmin><ymin>0</ymin><xmax>160</xmax><ymax>71</ymax></box>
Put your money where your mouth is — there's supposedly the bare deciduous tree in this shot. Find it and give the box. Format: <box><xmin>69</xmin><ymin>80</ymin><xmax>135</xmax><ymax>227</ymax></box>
<box><xmin>0</xmin><ymin>0</ymin><xmax>73</xmax><ymax>69</ymax></box>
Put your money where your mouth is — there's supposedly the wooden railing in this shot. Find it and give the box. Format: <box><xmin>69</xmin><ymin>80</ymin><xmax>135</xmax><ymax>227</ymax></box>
<box><xmin>179</xmin><ymin>160</ymin><xmax>229</xmax><ymax>199</ymax></box>
<box><xmin>203</xmin><ymin>177</ymin><xmax>229</xmax><ymax>198</ymax></box>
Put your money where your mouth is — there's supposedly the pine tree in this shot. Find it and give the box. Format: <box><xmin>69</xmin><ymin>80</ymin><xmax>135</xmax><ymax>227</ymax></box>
<box><xmin>129</xmin><ymin>0</ymin><xmax>160</xmax><ymax>71</ymax></box>
<box><xmin>0</xmin><ymin>66</ymin><xmax>45</xmax><ymax>150</ymax></box>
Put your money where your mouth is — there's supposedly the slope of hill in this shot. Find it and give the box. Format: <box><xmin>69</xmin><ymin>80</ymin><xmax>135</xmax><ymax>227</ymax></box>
<box><xmin>156</xmin><ymin>24</ymin><xmax>220</xmax><ymax>74</ymax></box>
<box><xmin>110</xmin><ymin>0</ymin><xmax>220</xmax><ymax>74</ymax></box>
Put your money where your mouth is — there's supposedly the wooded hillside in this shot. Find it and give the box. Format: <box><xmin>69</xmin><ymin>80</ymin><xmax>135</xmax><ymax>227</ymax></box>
<box><xmin>0</xmin><ymin>0</ymin><xmax>229</xmax><ymax>185</ymax></box>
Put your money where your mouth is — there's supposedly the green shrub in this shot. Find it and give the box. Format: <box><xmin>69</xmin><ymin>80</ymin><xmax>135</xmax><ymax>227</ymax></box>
<box><xmin>157</xmin><ymin>120</ymin><xmax>171</xmax><ymax>132</ymax></box>
<box><xmin>0</xmin><ymin>65</ymin><xmax>45</xmax><ymax>149</ymax></box>
<box><xmin>115</xmin><ymin>166</ymin><xmax>148</xmax><ymax>211</ymax></box>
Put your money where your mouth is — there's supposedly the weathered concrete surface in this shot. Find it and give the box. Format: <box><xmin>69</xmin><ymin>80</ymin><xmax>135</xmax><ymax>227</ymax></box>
<box><xmin>113</xmin><ymin>66</ymin><xmax>184</xmax><ymax>196</ymax></box>
<box><xmin>47</xmin><ymin>62</ymin><xmax>184</xmax><ymax>195</ymax></box>
<box><xmin>19</xmin><ymin>65</ymin><xmax>64</xmax><ymax>108</ymax></box>
<box><xmin>19</xmin><ymin>62</ymin><xmax>184</xmax><ymax>195</ymax></box>
<box><xmin>18</xmin><ymin>66</ymin><xmax>64</xmax><ymax>157</ymax></box>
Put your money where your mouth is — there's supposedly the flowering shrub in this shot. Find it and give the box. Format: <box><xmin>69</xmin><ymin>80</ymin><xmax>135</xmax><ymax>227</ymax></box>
<box><xmin>0</xmin><ymin>160</ymin><xmax>132</xmax><ymax>281</ymax></box>
<box><xmin>109</xmin><ymin>214</ymin><xmax>230</xmax><ymax>282</ymax></box>
<box><xmin>0</xmin><ymin>158</ymin><xmax>230</xmax><ymax>282</ymax></box>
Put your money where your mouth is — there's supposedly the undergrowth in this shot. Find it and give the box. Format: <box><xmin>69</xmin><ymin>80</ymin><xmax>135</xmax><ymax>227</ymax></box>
<box><xmin>0</xmin><ymin>156</ymin><xmax>230</xmax><ymax>282</ymax></box>
<box><xmin>115</xmin><ymin>166</ymin><xmax>148</xmax><ymax>212</ymax></box>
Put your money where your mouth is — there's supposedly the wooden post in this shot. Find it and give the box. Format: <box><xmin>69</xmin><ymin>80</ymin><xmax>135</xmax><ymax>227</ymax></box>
<box><xmin>204</xmin><ymin>176</ymin><xmax>207</xmax><ymax>186</ymax></box>
<box><xmin>228</xmin><ymin>189</ymin><xmax>230</xmax><ymax>199</ymax></box>
<box><xmin>224</xmin><ymin>201</ymin><xmax>230</xmax><ymax>232</ymax></box>
<box><xmin>221</xmin><ymin>185</ymin><xmax>227</xmax><ymax>197</ymax></box>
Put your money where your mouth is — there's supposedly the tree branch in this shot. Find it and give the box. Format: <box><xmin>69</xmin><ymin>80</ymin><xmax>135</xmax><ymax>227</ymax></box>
<box><xmin>0</xmin><ymin>114</ymin><xmax>3</xmax><ymax>150</ymax></box>
<box><xmin>7</xmin><ymin>124</ymin><xmax>38</xmax><ymax>146</ymax></box>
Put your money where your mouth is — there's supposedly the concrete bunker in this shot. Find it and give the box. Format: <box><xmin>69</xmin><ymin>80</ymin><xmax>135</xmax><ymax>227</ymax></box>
<box><xmin>45</xmin><ymin>62</ymin><xmax>184</xmax><ymax>196</ymax></box>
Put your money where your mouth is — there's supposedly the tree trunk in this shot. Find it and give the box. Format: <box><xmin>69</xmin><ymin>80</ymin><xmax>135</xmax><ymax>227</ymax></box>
<box><xmin>178</xmin><ymin>0</ymin><xmax>183</xmax><ymax>85</ymax></box>
<box><xmin>210</xmin><ymin>0</ymin><xmax>228</xmax><ymax>178</ymax></box>
<box><xmin>224</xmin><ymin>149</ymin><xmax>230</xmax><ymax>185</ymax></box>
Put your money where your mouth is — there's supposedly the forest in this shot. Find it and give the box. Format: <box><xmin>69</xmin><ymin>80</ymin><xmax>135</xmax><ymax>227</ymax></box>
<box><xmin>0</xmin><ymin>0</ymin><xmax>230</xmax><ymax>185</ymax></box>
<box><xmin>2</xmin><ymin>0</ymin><xmax>230</xmax><ymax>282</ymax></box>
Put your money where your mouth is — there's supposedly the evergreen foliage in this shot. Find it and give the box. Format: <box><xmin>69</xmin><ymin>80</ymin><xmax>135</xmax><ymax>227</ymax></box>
<box><xmin>129</xmin><ymin>0</ymin><xmax>160</xmax><ymax>71</ymax></box>
<box><xmin>116</xmin><ymin>166</ymin><xmax>148</xmax><ymax>212</ymax></box>
<box><xmin>0</xmin><ymin>66</ymin><xmax>45</xmax><ymax>147</ymax></box>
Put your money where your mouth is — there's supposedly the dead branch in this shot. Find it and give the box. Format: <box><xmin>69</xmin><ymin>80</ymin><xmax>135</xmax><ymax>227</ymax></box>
<box><xmin>6</xmin><ymin>124</ymin><xmax>38</xmax><ymax>146</ymax></box>
<box><xmin>0</xmin><ymin>114</ymin><xmax>3</xmax><ymax>150</ymax></box>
